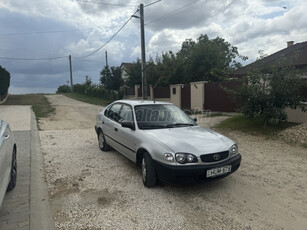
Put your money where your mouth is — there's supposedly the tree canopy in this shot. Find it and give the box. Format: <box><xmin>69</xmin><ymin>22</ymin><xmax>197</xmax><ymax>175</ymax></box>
<box><xmin>0</xmin><ymin>65</ymin><xmax>10</xmax><ymax>96</ymax></box>
<box><xmin>100</xmin><ymin>66</ymin><xmax>123</xmax><ymax>91</ymax></box>
<box><xmin>125</xmin><ymin>34</ymin><xmax>246</xmax><ymax>87</ymax></box>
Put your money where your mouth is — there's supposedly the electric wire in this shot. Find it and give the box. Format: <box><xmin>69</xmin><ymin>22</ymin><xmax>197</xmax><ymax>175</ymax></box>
<box><xmin>145</xmin><ymin>0</ymin><xmax>201</xmax><ymax>25</ymax></box>
<box><xmin>79</xmin><ymin>9</ymin><xmax>138</xmax><ymax>58</ymax></box>
<box><xmin>0</xmin><ymin>28</ymin><xmax>92</xmax><ymax>36</ymax></box>
<box><xmin>0</xmin><ymin>56</ymin><xmax>68</xmax><ymax>61</ymax></box>
<box><xmin>74</xmin><ymin>0</ymin><xmax>138</xmax><ymax>7</ymax></box>
<box><xmin>144</xmin><ymin>0</ymin><xmax>162</xmax><ymax>8</ymax></box>
<box><xmin>0</xmin><ymin>0</ymin><xmax>162</xmax><ymax>60</ymax></box>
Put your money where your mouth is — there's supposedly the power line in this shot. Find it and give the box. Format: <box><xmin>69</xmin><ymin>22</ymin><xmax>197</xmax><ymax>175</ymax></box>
<box><xmin>145</xmin><ymin>0</ymin><xmax>201</xmax><ymax>25</ymax></box>
<box><xmin>144</xmin><ymin>0</ymin><xmax>162</xmax><ymax>8</ymax></box>
<box><xmin>75</xmin><ymin>0</ymin><xmax>138</xmax><ymax>7</ymax></box>
<box><xmin>80</xmin><ymin>10</ymin><xmax>138</xmax><ymax>58</ymax></box>
<box><xmin>79</xmin><ymin>0</ymin><xmax>162</xmax><ymax>59</ymax></box>
<box><xmin>0</xmin><ymin>56</ymin><xmax>68</xmax><ymax>61</ymax></box>
<box><xmin>0</xmin><ymin>28</ymin><xmax>92</xmax><ymax>36</ymax></box>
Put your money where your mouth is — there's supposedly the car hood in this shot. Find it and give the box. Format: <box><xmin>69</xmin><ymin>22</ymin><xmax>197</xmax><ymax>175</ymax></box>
<box><xmin>143</xmin><ymin>125</ymin><xmax>234</xmax><ymax>155</ymax></box>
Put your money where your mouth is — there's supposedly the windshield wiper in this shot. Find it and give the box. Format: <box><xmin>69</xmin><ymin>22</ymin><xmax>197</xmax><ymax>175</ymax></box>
<box><xmin>140</xmin><ymin>124</ymin><xmax>167</xmax><ymax>130</ymax></box>
<box><xmin>166</xmin><ymin>123</ymin><xmax>195</xmax><ymax>128</ymax></box>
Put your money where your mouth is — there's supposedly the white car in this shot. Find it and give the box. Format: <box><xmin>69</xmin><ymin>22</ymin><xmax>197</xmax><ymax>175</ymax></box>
<box><xmin>0</xmin><ymin>118</ymin><xmax>17</xmax><ymax>208</ymax></box>
<box><xmin>95</xmin><ymin>100</ymin><xmax>241</xmax><ymax>187</ymax></box>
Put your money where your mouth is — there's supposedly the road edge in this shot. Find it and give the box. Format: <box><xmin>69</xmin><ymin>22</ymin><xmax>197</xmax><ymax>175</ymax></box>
<box><xmin>30</xmin><ymin>110</ymin><xmax>55</xmax><ymax>230</ymax></box>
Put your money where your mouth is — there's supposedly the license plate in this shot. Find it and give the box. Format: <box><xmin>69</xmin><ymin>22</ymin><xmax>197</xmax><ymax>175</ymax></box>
<box><xmin>206</xmin><ymin>165</ymin><xmax>231</xmax><ymax>178</ymax></box>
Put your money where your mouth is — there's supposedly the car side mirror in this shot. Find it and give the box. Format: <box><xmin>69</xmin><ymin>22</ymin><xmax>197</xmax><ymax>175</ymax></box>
<box><xmin>121</xmin><ymin>121</ymin><xmax>135</xmax><ymax>130</ymax></box>
<box><xmin>193</xmin><ymin>118</ymin><xmax>197</xmax><ymax>122</ymax></box>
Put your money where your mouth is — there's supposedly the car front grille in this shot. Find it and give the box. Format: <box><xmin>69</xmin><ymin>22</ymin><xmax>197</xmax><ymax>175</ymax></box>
<box><xmin>200</xmin><ymin>151</ymin><xmax>229</xmax><ymax>163</ymax></box>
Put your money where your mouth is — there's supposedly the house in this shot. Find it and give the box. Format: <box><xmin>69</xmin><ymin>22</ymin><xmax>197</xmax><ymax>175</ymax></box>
<box><xmin>232</xmin><ymin>41</ymin><xmax>307</xmax><ymax>123</ymax></box>
<box><xmin>120</xmin><ymin>62</ymin><xmax>135</xmax><ymax>81</ymax></box>
<box><xmin>232</xmin><ymin>41</ymin><xmax>307</xmax><ymax>77</ymax></box>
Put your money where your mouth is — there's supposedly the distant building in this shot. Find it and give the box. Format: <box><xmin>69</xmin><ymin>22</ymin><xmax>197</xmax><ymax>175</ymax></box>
<box><xmin>120</xmin><ymin>62</ymin><xmax>135</xmax><ymax>81</ymax></box>
<box><xmin>232</xmin><ymin>41</ymin><xmax>307</xmax><ymax>78</ymax></box>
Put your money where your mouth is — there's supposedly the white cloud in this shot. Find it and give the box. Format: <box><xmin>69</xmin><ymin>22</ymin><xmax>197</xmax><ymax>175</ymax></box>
<box><xmin>1</xmin><ymin>0</ymin><xmax>307</xmax><ymax>93</ymax></box>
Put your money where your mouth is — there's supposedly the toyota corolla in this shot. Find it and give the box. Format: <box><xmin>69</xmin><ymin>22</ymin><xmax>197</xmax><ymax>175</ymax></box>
<box><xmin>95</xmin><ymin>100</ymin><xmax>241</xmax><ymax>187</ymax></box>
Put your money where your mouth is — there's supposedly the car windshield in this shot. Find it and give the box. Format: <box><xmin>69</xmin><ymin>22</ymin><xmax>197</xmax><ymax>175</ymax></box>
<box><xmin>134</xmin><ymin>104</ymin><xmax>196</xmax><ymax>130</ymax></box>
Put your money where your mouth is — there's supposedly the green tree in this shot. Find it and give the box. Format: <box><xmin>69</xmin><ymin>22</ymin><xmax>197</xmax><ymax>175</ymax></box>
<box><xmin>125</xmin><ymin>34</ymin><xmax>246</xmax><ymax>87</ymax></box>
<box><xmin>100</xmin><ymin>66</ymin><xmax>123</xmax><ymax>91</ymax></box>
<box><xmin>125</xmin><ymin>59</ymin><xmax>142</xmax><ymax>87</ymax></box>
<box><xmin>56</xmin><ymin>85</ymin><xmax>71</xmax><ymax>93</ymax></box>
<box><xmin>177</xmin><ymin>34</ymin><xmax>246</xmax><ymax>83</ymax></box>
<box><xmin>84</xmin><ymin>75</ymin><xmax>92</xmax><ymax>88</ymax></box>
<box><xmin>237</xmin><ymin>57</ymin><xmax>305</xmax><ymax>125</ymax></box>
<box><xmin>0</xmin><ymin>65</ymin><xmax>10</xmax><ymax>100</ymax></box>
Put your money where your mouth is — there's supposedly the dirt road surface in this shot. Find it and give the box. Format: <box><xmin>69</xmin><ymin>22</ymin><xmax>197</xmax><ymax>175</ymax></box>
<box><xmin>39</xmin><ymin>95</ymin><xmax>307</xmax><ymax>230</ymax></box>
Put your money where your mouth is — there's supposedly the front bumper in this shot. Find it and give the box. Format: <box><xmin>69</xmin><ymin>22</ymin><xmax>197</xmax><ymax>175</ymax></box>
<box><xmin>154</xmin><ymin>154</ymin><xmax>241</xmax><ymax>184</ymax></box>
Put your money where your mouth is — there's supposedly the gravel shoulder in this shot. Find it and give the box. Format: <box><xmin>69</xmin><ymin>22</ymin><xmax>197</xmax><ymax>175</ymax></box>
<box><xmin>40</xmin><ymin>95</ymin><xmax>307</xmax><ymax>230</ymax></box>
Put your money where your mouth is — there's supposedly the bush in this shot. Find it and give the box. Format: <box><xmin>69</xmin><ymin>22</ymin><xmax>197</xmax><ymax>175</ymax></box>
<box><xmin>237</xmin><ymin>60</ymin><xmax>306</xmax><ymax>125</ymax></box>
<box><xmin>58</xmin><ymin>80</ymin><xmax>121</xmax><ymax>101</ymax></box>
<box><xmin>0</xmin><ymin>65</ymin><xmax>10</xmax><ymax>100</ymax></box>
<box><xmin>56</xmin><ymin>85</ymin><xmax>71</xmax><ymax>93</ymax></box>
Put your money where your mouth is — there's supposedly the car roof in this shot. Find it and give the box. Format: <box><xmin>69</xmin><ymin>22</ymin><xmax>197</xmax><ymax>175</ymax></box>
<box><xmin>114</xmin><ymin>100</ymin><xmax>173</xmax><ymax>106</ymax></box>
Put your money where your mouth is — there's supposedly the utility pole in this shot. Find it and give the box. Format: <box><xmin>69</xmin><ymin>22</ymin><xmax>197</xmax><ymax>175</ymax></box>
<box><xmin>105</xmin><ymin>51</ymin><xmax>108</xmax><ymax>67</ymax></box>
<box><xmin>140</xmin><ymin>3</ymin><xmax>147</xmax><ymax>100</ymax></box>
<box><xmin>69</xmin><ymin>55</ymin><xmax>73</xmax><ymax>92</ymax></box>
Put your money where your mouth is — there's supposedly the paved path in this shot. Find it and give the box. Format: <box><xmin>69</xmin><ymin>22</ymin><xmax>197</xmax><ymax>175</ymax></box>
<box><xmin>0</xmin><ymin>106</ymin><xmax>54</xmax><ymax>230</ymax></box>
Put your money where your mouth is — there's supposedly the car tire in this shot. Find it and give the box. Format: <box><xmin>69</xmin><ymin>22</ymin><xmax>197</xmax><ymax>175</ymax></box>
<box><xmin>7</xmin><ymin>147</ymin><xmax>17</xmax><ymax>191</ymax></box>
<box><xmin>142</xmin><ymin>152</ymin><xmax>157</xmax><ymax>188</ymax></box>
<box><xmin>98</xmin><ymin>130</ymin><xmax>110</xmax><ymax>151</ymax></box>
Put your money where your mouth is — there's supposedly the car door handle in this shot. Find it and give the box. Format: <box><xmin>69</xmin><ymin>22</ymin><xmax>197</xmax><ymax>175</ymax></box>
<box><xmin>114</xmin><ymin>128</ymin><xmax>118</xmax><ymax>132</ymax></box>
<box><xmin>4</xmin><ymin>134</ymin><xmax>9</xmax><ymax>140</ymax></box>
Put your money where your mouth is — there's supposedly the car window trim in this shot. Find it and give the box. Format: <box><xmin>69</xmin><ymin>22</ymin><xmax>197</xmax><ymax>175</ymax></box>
<box><xmin>105</xmin><ymin>102</ymin><xmax>135</xmax><ymax>124</ymax></box>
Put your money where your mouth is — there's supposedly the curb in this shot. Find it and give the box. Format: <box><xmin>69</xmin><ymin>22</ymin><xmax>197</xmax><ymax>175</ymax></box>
<box><xmin>30</xmin><ymin>110</ymin><xmax>55</xmax><ymax>230</ymax></box>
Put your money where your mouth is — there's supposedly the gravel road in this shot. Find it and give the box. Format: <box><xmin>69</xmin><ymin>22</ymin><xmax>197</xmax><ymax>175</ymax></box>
<box><xmin>39</xmin><ymin>95</ymin><xmax>307</xmax><ymax>230</ymax></box>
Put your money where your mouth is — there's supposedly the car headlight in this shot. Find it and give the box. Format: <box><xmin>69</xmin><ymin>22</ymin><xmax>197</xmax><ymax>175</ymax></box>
<box><xmin>175</xmin><ymin>153</ymin><xmax>198</xmax><ymax>164</ymax></box>
<box><xmin>229</xmin><ymin>144</ymin><xmax>238</xmax><ymax>156</ymax></box>
<box><xmin>164</xmin><ymin>153</ymin><xmax>174</xmax><ymax>162</ymax></box>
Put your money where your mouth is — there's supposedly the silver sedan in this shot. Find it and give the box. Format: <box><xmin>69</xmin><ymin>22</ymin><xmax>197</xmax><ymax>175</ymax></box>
<box><xmin>95</xmin><ymin>100</ymin><xmax>241</xmax><ymax>187</ymax></box>
<box><xmin>0</xmin><ymin>119</ymin><xmax>17</xmax><ymax>207</ymax></box>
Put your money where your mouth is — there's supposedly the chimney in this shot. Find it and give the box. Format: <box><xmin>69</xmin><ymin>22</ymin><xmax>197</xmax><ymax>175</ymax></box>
<box><xmin>287</xmin><ymin>41</ymin><xmax>294</xmax><ymax>48</ymax></box>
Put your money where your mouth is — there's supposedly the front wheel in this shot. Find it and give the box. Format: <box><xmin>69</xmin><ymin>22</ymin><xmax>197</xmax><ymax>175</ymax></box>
<box><xmin>142</xmin><ymin>152</ymin><xmax>157</xmax><ymax>188</ymax></box>
<box><xmin>7</xmin><ymin>147</ymin><xmax>17</xmax><ymax>191</ymax></box>
<box><xmin>98</xmin><ymin>130</ymin><xmax>110</xmax><ymax>151</ymax></box>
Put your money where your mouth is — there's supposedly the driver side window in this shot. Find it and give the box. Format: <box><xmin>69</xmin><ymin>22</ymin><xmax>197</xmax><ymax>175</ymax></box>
<box><xmin>106</xmin><ymin>103</ymin><xmax>122</xmax><ymax>122</ymax></box>
<box><xmin>119</xmin><ymin>105</ymin><xmax>133</xmax><ymax>123</ymax></box>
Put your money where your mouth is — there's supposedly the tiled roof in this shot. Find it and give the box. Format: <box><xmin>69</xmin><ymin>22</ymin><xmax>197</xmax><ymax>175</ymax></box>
<box><xmin>232</xmin><ymin>41</ymin><xmax>307</xmax><ymax>75</ymax></box>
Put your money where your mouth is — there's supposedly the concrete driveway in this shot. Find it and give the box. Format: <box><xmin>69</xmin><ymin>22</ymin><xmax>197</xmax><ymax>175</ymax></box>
<box><xmin>0</xmin><ymin>106</ymin><xmax>54</xmax><ymax>230</ymax></box>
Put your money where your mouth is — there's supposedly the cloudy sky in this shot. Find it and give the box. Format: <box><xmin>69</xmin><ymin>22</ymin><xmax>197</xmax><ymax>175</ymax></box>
<box><xmin>0</xmin><ymin>0</ymin><xmax>306</xmax><ymax>94</ymax></box>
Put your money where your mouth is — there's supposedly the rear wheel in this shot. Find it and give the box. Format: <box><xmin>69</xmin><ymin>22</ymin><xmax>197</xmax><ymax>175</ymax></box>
<box><xmin>142</xmin><ymin>152</ymin><xmax>157</xmax><ymax>188</ymax></box>
<box><xmin>98</xmin><ymin>130</ymin><xmax>110</xmax><ymax>151</ymax></box>
<box><xmin>7</xmin><ymin>147</ymin><xmax>17</xmax><ymax>191</ymax></box>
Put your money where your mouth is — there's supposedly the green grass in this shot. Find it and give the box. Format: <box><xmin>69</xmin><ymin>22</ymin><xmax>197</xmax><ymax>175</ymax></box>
<box><xmin>204</xmin><ymin>112</ymin><xmax>227</xmax><ymax>117</ymax></box>
<box><xmin>1</xmin><ymin>94</ymin><xmax>55</xmax><ymax>119</ymax></box>
<box><xmin>215</xmin><ymin>115</ymin><xmax>298</xmax><ymax>136</ymax></box>
<box><xmin>63</xmin><ymin>93</ymin><xmax>112</xmax><ymax>106</ymax></box>
<box><xmin>301</xmin><ymin>143</ymin><xmax>307</xmax><ymax>149</ymax></box>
